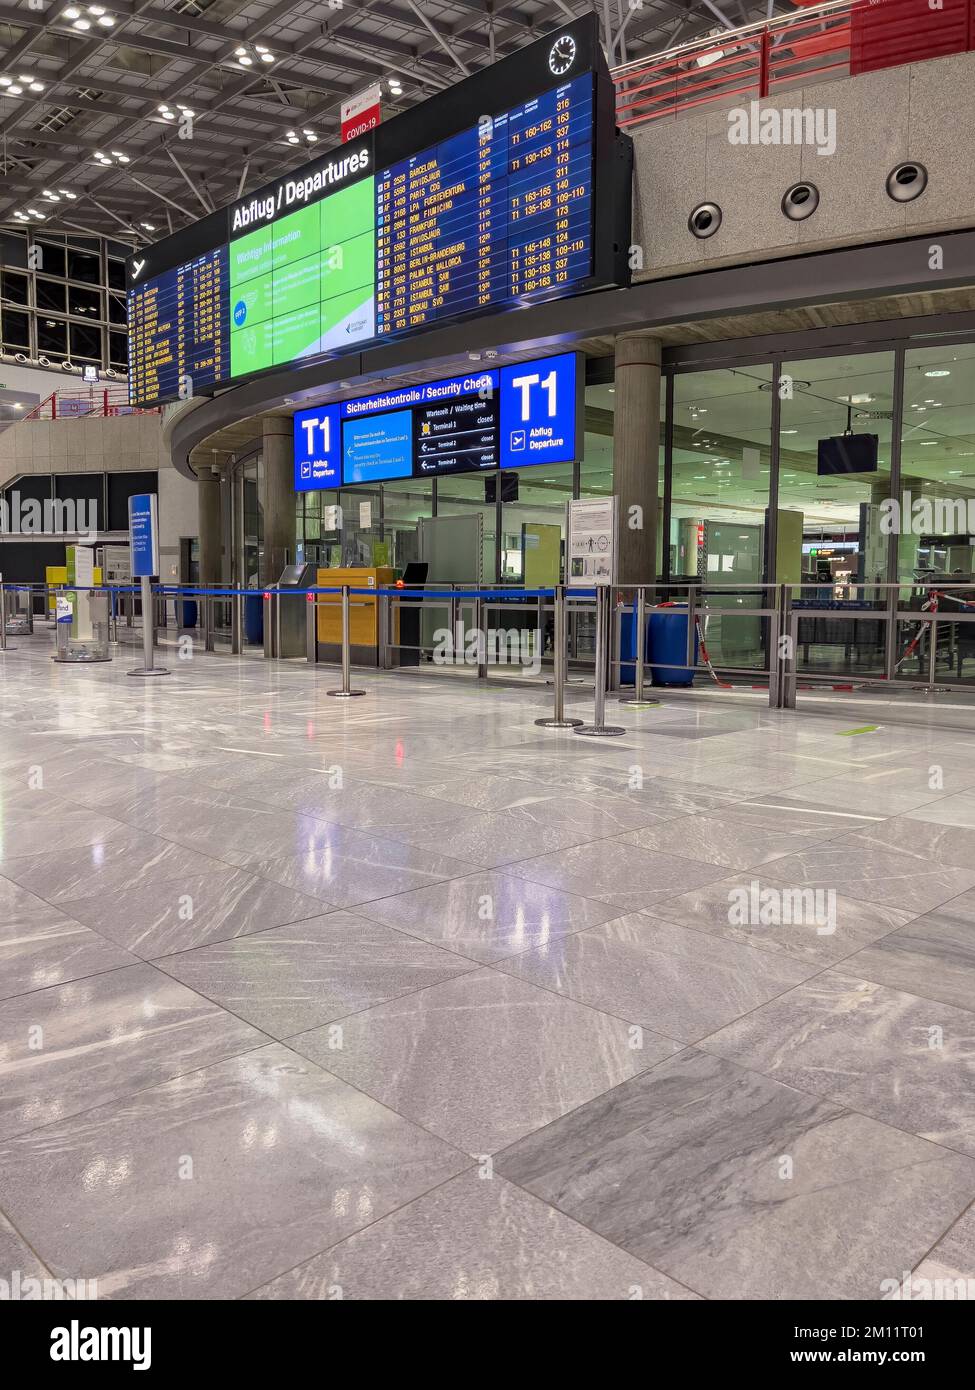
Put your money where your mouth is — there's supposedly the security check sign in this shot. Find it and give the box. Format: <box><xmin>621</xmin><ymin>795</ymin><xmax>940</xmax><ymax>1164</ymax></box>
<box><xmin>567</xmin><ymin>496</ymin><xmax>617</xmax><ymax>587</ymax></box>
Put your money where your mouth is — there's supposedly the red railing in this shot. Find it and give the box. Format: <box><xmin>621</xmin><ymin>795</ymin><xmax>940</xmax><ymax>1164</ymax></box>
<box><xmin>612</xmin><ymin>0</ymin><xmax>975</xmax><ymax>129</ymax></box>
<box><xmin>23</xmin><ymin>387</ymin><xmax>159</xmax><ymax>421</ymax></box>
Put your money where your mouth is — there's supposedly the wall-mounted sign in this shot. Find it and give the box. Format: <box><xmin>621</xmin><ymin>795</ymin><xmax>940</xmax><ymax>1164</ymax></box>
<box><xmin>294</xmin><ymin>353</ymin><xmax>581</xmax><ymax>491</ymax></box>
<box><xmin>342</xmin><ymin>84</ymin><xmax>382</xmax><ymax>143</ymax></box>
<box><xmin>127</xmin><ymin>16</ymin><xmax>630</xmax><ymax>407</ymax></box>
<box><xmin>128</xmin><ymin>493</ymin><xmax>159</xmax><ymax>578</ymax></box>
<box><xmin>294</xmin><ymin>403</ymin><xmax>341</xmax><ymax>489</ymax></box>
<box><xmin>499</xmin><ymin>352</ymin><xmax>582</xmax><ymax>468</ymax></box>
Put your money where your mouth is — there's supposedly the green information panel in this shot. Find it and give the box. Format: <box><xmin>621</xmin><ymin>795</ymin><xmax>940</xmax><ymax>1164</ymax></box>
<box><xmin>229</xmin><ymin>177</ymin><xmax>375</xmax><ymax>377</ymax></box>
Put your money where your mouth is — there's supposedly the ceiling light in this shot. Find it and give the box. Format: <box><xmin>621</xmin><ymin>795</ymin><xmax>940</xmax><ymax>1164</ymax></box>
<box><xmin>235</xmin><ymin>46</ymin><xmax>247</xmax><ymax>56</ymax></box>
<box><xmin>64</xmin><ymin>5</ymin><xmax>81</xmax><ymax>15</ymax></box>
<box><xmin>238</xmin><ymin>54</ymin><xmax>252</xmax><ymax>65</ymax></box>
<box><xmin>260</xmin><ymin>52</ymin><xmax>274</xmax><ymax>63</ymax></box>
<box><xmin>60</xmin><ymin>189</ymin><xmax>76</xmax><ymax>198</ymax></box>
<box><xmin>89</xmin><ymin>4</ymin><xmax>106</xmax><ymax>13</ymax></box>
<box><xmin>29</xmin><ymin>82</ymin><xmax>44</xmax><ymax>91</ymax></box>
<box><xmin>141</xmin><ymin>221</ymin><xmax>155</xmax><ymax>231</ymax></box>
<box><xmin>8</xmin><ymin>84</ymin><xmax>22</xmax><ymax>95</ymax></box>
<box><xmin>0</xmin><ymin>77</ymin><xmax>10</xmax><ymax>86</ymax></box>
<box><xmin>73</xmin><ymin>18</ymin><xmax>91</xmax><ymax>29</ymax></box>
<box><xmin>924</xmin><ymin>369</ymin><xmax>950</xmax><ymax>377</ymax></box>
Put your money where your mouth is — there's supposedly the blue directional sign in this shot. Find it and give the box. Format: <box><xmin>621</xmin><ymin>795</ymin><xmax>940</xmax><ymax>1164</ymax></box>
<box><xmin>499</xmin><ymin>352</ymin><xmax>582</xmax><ymax>469</ymax></box>
<box><xmin>128</xmin><ymin>493</ymin><xmax>159</xmax><ymax>578</ymax></box>
<box><xmin>294</xmin><ymin>403</ymin><xmax>342</xmax><ymax>491</ymax></box>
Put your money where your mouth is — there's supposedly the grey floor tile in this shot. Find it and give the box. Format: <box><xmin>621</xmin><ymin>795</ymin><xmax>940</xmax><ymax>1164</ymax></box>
<box><xmin>904</xmin><ymin>791</ymin><xmax>975</xmax><ymax>828</ymax></box>
<box><xmin>702</xmin><ymin>972</ymin><xmax>975</xmax><ymax>1156</ymax></box>
<box><xmin>292</xmin><ymin>968</ymin><xmax>677</xmax><ymax>1154</ymax></box>
<box><xmin>504</xmin><ymin>839</ymin><xmax>728</xmax><ymax>912</ymax></box>
<box><xmin>615</xmin><ymin>814</ymin><xmax>840</xmax><ymax>870</ymax></box>
<box><xmin>0</xmin><ymin>1210</ymin><xmax>51</xmax><ymax>1287</ymax></box>
<box><xmin>0</xmin><ymin>829</ymin><xmax>230</xmax><ymax>904</ymax></box>
<box><xmin>355</xmin><ymin>871</ymin><xmax>619</xmax><ymax>962</ymax></box>
<box><xmin>58</xmin><ymin>869</ymin><xmax>327</xmax><ymax>957</ymax></box>
<box><xmin>251</xmin><ymin>826</ymin><xmax>477</xmax><ymax>908</ymax></box>
<box><xmin>842</xmin><ymin>817</ymin><xmax>975</xmax><ymax>869</ymax></box>
<box><xmin>248</xmin><ymin>1170</ymin><xmax>697</xmax><ymax>1301</ymax></box>
<box><xmin>650</xmin><ymin>872</ymin><xmax>914</xmax><ymax>966</ymax></box>
<box><xmin>900</xmin><ymin>1205</ymin><xmax>975</xmax><ymax>1294</ymax></box>
<box><xmin>1</xmin><ymin>910</ymin><xmax>138</xmax><ymax>1000</ymax></box>
<box><xmin>843</xmin><ymin>902</ymin><xmax>975</xmax><ymax>1012</ymax></box>
<box><xmin>496</xmin><ymin>914</ymin><xmax>813</xmax><ymax>1042</ymax></box>
<box><xmin>155</xmin><ymin>913</ymin><xmax>476</xmax><ymax>1037</ymax></box>
<box><xmin>0</xmin><ymin>961</ymin><xmax>264</xmax><ymax>1140</ymax></box>
<box><xmin>0</xmin><ymin>1044</ymin><xmax>468</xmax><ymax>1299</ymax></box>
<box><xmin>496</xmin><ymin>1049</ymin><xmax>975</xmax><ymax>1300</ymax></box>
<box><xmin>753</xmin><ymin>843</ymin><xmax>975</xmax><ymax>915</ymax></box>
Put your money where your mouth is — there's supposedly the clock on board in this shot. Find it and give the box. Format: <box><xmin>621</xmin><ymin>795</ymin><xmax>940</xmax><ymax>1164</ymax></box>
<box><xmin>548</xmin><ymin>34</ymin><xmax>577</xmax><ymax>76</ymax></box>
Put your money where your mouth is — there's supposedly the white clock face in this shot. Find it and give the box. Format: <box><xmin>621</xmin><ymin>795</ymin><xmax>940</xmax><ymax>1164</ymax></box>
<box><xmin>548</xmin><ymin>35</ymin><xmax>576</xmax><ymax>76</ymax></box>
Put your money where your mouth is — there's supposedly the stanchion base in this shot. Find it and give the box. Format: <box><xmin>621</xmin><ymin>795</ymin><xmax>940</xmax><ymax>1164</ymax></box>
<box><xmin>535</xmin><ymin>717</ymin><xmax>584</xmax><ymax>728</ymax></box>
<box><xmin>618</xmin><ymin>697</ymin><xmax>660</xmax><ymax>707</ymax></box>
<box><xmin>326</xmin><ymin>689</ymin><xmax>366</xmax><ymax>698</ymax></box>
<box><xmin>127</xmin><ymin>667</ymin><xmax>170</xmax><ymax>677</ymax></box>
<box><xmin>574</xmin><ymin>724</ymin><xmax>626</xmax><ymax>737</ymax></box>
<box><xmin>1</xmin><ymin>645</ymin><xmax>17</xmax><ymax>652</ymax></box>
<box><xmin>54</xmin><ymin>655</ymin><xmax>111</xmax><ymax>664</ymax></box>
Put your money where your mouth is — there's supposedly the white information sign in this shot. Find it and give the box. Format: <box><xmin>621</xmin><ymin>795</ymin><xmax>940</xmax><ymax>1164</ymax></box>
<box><xmin>566</xmin><ymin>496</ymin><xmax>617</xmax><ymax>587</ymax></box>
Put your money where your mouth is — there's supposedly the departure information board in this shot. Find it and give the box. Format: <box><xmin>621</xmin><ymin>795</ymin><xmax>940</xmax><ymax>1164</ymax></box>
<box><xmin>127</xmin><ymin>17</ymin><xmax>630</xmax><ymax>407</ymax></box>
<box><xmin>375</xmin><ymin>73</ymin><xmax>592</xmax><ymax>334</ymax></box>
<box><xmin>127</xmin><ymin>247</ymin><xmax>228</xmax><ymax>405</ymax></box>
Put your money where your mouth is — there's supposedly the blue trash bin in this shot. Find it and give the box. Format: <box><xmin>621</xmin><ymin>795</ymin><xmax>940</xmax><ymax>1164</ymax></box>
<box><xmin>178</xmin><ymin>599</ymin><xmax>198</xmax><ymax>629</ymax></box>
<box><xmin>244</xmin><ymin>592</ymin><xmax>264</xmax><ymax>645</ymax></box>
<box><xmin>648</xmin><ymin>603</ymin><xmax>697</xmax><ymax>687</ymax></box>
<box><xmin>619</xmin><ymin>606</ymin><xmax>651</xmax><ymax>687</ymax></box>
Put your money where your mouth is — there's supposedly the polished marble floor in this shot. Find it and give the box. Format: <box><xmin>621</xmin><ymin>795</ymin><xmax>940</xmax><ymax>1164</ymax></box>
<box><xmin>1</xmin><ymin>629</ymin><xmax>974</xmax><ymax>1300</ymax></box>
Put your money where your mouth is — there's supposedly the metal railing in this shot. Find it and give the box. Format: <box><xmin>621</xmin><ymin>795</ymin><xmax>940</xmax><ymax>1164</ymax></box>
<box><xmin>22</xmin><ymin>387</ymin><xmax>158</xmax><ymax>421</ymax></box>
<box><xmin>10</xmin><ymin>577</ymin><xmax>975</xmax><ymax>716</ymax></box>
<box><xmin>610</xmin><ymin>0</ymin><xmax>975</xmax><ymax>130</ymax></box>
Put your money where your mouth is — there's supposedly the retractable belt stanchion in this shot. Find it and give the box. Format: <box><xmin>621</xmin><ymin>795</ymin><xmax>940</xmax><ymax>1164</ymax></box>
<box><xmin>536</xmin><ymin>585</ymin><xmax>582</xmax><ymax>728</ymax></box>
<box><xmin>127</xmin><ymin>576</ymin><xmax>169</xmax><ymax>677</ymax></box>
<box><xmin>0</xmin><ymin>578</ymin><xmax>10</xmax><ymax>652</ymax></box>
<box><xmin>326</xmin><ymin>586</ymin><xmax>366</xmax><ymax>698</ymax></box>
<box><xmin>619</xmin><ymin>586</ymin><xmax>658</xmax><ymax>706</ymax></box>
<box><xmin>575</xmin><ymin>586</ymin><xmax>625</xmax><ymax>737</ymax></box>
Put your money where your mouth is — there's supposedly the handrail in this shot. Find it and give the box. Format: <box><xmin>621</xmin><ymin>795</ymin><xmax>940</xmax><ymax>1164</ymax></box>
<box><xmin>21</xmin><ymin>387</ymin><xmax>159</xmax><ymax>421</ymax></box>
<box><xmin>610</xmin><ymin>0</ymin><xmax>974</xmax><ymax>130</ymax></box>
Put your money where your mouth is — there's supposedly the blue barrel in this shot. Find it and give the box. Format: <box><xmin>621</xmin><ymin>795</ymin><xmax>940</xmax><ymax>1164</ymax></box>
<box><xmin>619</xmin><ymin>607</ymin><xmax>651</xmax><ymax>687</ymax></box>
<box><xmin>649</xmin><ymin>604</ymin><xmax>697</xmax><ymax>686</ymax></box>
<box><xmin>178</xmin><ymin>599</ymin><xmax>198</xmax><ymax>629</ymax></box>
<box><xmin>244</xmin><ymin>592</ymin><xmax>264</xmax><ymax>644</ymax></box>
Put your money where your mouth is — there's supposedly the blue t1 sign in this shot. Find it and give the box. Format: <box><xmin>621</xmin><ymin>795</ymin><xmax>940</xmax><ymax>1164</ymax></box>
<box><xmin>294</xmin><ymin>403</ymin><xmax>341</xmax><ymax>490</ymax></box>
<box><xmin>128</xmin><ymin>493</ymin><xmax>159</xmax><ymax>578</ymax></box>
<box><xmin>499</xmin><ymin>352</ymin><xmax>582</xmax><ymax>468</ymax></box>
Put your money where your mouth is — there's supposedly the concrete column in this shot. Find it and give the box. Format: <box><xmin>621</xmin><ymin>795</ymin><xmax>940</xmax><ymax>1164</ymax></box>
<box><xmin>261</xmin><ymin>416</ymin><xmax>295</xmax><ymax>585</ymax></box>
<box><xmin>197</xmin><ymin>465</ymin><xmax>222</xmax><ymax>585</ymax></box>
<box><xmin>613</xmin><ymin>334</ymin><xmax>662</xmax><ymax>585</ymax></box>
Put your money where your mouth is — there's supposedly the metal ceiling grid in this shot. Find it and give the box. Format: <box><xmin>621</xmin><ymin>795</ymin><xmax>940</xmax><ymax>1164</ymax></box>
<box><xmin>0</xmin><ymin>0</ymin><xmax>774</xmax><ymax>244</ymax></box>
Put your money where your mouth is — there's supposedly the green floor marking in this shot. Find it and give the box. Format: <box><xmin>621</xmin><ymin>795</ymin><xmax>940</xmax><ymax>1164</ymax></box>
<box><xmin>837</xmin><ymin>725</ymin><xmax>880</xmax><ymax>736</ymax></box>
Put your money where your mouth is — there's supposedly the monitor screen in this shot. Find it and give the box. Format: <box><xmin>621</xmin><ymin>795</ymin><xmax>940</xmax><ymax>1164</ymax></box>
<box><xmin>817</xmin><ymin>433</ymin><xmax>879</xmax><ymax>475</ymax></box>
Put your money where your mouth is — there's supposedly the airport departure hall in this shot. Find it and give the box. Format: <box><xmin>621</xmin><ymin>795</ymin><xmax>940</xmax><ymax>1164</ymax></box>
<box><xmin>2</xmin><ymin>0</ymin><xmax>975</xmax><ymax>1347</ymax></box>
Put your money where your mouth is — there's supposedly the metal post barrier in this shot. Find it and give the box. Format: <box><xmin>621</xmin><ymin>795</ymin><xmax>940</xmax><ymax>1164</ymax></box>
<box><xmin>306</xmin><ymin>591</ymin><xmax>319</xmax><ymax>664</ymax></box>
<box><xmin>472</xmin><ymin>597</ymin><xmax>487</xmax><ymax>680</ymax></box>
<box><xmin>204</xmin><ymin>589</ymin><xmax>214</xmax><ymax>653</ymax></box>
<box><xmin>536</xmin><ymin>585</ymin><xmax>583</xmax><ymax>728</ymax></box>
<box><xmin>620</xmin><ymin>587</ymin><xmax>656</xmax><ymax>706</ymax></box>
<box><xmin>575</xmin><ymin>586</ymin><xmax>625</xmax><ymax>737</ymax></box>
<box><xmin>231</xmin><ymin>592</ymin><xmax>242</xmax><ymax>655</ymax></box>
<box><xmin>127</xmin><ymin>577</ymin><xmax>169</xmax><ymax>677</ymax></box>
<box><xmin>378</xmin><ymin>593</ymin><xmax>390</xmax><ymax>670</ymax></box>
<box><xmin>326</xmin><ymin>586</ymin><xmax>366</xmax><ymax>698</ymax></box>
<box><xmin>0</xmin><ymin>579</ymin><xmax>10</xmax><ymax>652</ymax></box>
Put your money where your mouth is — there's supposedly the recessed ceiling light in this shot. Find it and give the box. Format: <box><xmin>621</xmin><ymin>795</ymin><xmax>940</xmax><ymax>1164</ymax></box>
<box><xmin>73</xmin><ymin>18</ymin><xmax>91</xmax><ymax>29</ymax></box>
<box><xmin>29</xmin><ymin>81</ymin><xmax>44</xmax><ymax>91</ymax></box>
<box><xmin>925</xmin><ymin>369</ymin><xmax>950</xmax><ymax>377</ymax></box>
<box><xmin>238</xmin><ymin>54</ymin><xmax>252</xmax><ymax>65</ymax></box>
<box><xmin>8</xmin><ymin>84</ymin><xmax>22</xmax><ymax>94</ymax></box>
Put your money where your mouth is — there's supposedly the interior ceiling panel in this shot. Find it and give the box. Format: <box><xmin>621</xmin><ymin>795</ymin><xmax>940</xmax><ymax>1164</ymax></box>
<box><xmin>0</xmin><ymin>0</ymin><xmax>776</xmax><ymax>241</ymax></box>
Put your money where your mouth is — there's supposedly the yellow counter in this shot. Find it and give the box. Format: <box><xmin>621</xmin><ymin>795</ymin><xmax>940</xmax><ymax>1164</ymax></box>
<box><xmin>315</xmin><ymin>567</ymin><xmax>395</xmax><ymax>647</ymax></box>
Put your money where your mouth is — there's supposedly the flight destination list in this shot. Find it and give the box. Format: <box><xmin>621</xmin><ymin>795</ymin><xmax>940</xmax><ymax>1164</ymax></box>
<box><xmin>375</xmin><ymin>72</ymin><xmax>594</xmax><ymax>335</ymax></box>
<box><xmin>128</xmin><ymin>247</ymin><xmax>229</xmax><ymax>404</ymax></box>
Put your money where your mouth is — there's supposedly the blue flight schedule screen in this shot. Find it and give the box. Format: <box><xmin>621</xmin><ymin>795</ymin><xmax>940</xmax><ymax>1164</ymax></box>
<box><xmin>375</xmin><ymin>73</ymin><xmax>593</xmax><ymax>335</ymax></box>
<box><xmin>127</xmin><ymin>247</ymin><xmax>228</xmax><ymax>407</ymax></box>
